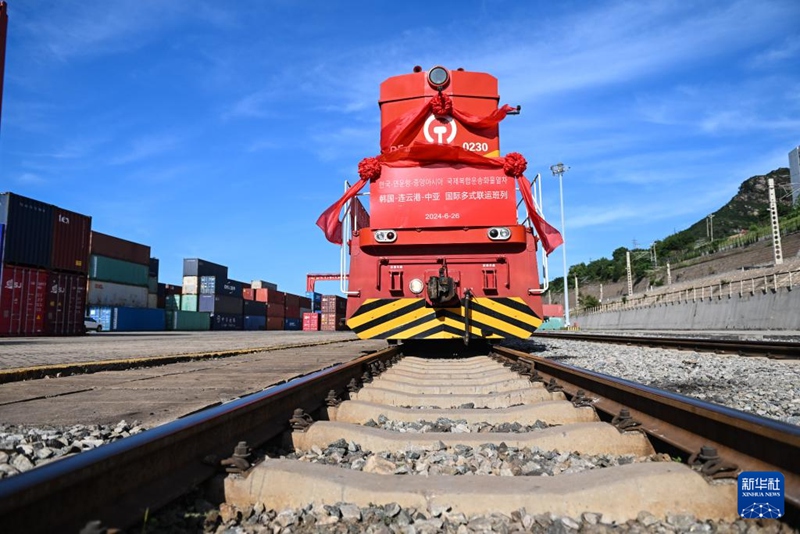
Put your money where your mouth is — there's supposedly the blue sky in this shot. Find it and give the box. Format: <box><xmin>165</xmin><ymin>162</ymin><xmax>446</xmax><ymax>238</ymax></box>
<box><xmin>1</xmin><ymin>1</ymin><xmax>798</xmax><ymax>293</ymax></box>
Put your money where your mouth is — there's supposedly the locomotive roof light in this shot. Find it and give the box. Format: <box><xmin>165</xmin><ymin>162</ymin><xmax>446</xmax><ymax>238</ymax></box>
<box><xmin>409</xmin><ymin>278</ymin><xmax>424</xmax><ymax>294</ymax></box>
<box><xmin>373</xmin><ymin>229</ymin><xmax>397</xmax><ymax>243</ymax></box>
<box><xmin>427</xmin><ymin>66</ymin><xmax>450</xmax><ymax>90</ymax></box>
<box><xmin>488</xmin><ymin>227</ymin><xmax>512</xmax><ymax>241</ymax></box>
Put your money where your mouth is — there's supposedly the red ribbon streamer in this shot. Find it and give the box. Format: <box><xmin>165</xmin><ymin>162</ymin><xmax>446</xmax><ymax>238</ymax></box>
<box><xmin>316</xmin><ymin>94</ymin><xmax>563</xmax><ymax>255</ymax></box>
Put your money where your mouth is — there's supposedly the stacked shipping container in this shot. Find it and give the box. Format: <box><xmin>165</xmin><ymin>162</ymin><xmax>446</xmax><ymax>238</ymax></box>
<box><xmin>0</xmin><ymin>193</ymin><xmax>90</xmax><ymax>336</ymax></box>
<box><xmin>320</xmin><ymin>295</ymin><xmax>347</xmax><ymax>331</ymax></box>
<box><xmin>87</xmin><ymin>231</ymin><xmax>165</xmax><ymax>331</ymax></box>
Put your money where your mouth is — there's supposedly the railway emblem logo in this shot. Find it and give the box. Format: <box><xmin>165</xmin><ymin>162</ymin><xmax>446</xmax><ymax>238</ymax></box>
<box><xmin>423</xmin><ymin>114</ymin><xmax>457</xmax><ymax>145</ymax></box>
<box><xmin>738</xmin><ymin>471</ymin><xmax>784</xmax><ymax>519</ymax></box>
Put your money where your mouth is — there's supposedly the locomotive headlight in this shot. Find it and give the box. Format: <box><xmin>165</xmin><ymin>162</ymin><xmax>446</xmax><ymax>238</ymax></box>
<box><xmin>374</xmin><ymin>229</ymin><xmax>397</xmax><ymax>243</ymax></box>
<box><xmin>488</xmin><ymin>227</ymin><xmax>511</xmax><ymax>241</ymax></box>
<box><xmin>409</xmin><ymin>278</ymin><xmax>424</xmax><ymax>294</ymax></box>
<box><xmin>427</xmin><ymin>66</ymin><xmax>450</xmax><ymax>90</ymax></box>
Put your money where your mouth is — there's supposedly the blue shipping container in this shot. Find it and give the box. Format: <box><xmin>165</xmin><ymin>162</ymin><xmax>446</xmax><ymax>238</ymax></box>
<box><xmin>113</xmin><ymin>307</ymin><xmax>165</xmax><ymax>331</ymax></box>
<box><xmin>284</xmin><ymin>317</ymin><xmax>301</xmax><ymax>331</ymax></box>
<box><xmin>243</xmin><ymin>315</ymin><xmax>266</xmax><ymax>330</ymax></box>
<box><xmin>87</xmin><ymin>306</ymin><xmax>113</xmax><ymax>331</ymax></box>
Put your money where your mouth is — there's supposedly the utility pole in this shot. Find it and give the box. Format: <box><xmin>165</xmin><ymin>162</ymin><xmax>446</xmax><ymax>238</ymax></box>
<box><xmin>550</xmin><ymin>163</ymin><xmax>570</xmax><ymax>326</ymax></box>
<box><xmin>574</xmin><ymin>276</ymin><xmax>579</xmax><ymax>311</ymax></box>
<box><xmin>599</xmin><ymin>283</ymin><xmax>603</xmax><ymax>303</ymax></box>
<box><xmin>626</xmin><ymin>250</ymin><xmax>633</xmax><ymax>296</ymax></box>
<box><xmin>667</xmin><ymin>262</ymin><xmax>672</xmax><ymax>285</ymax></box>
<box><xmin>768</xmin><ymin>178</ymin><xmax>784</xmax><ymax>265</ymax></box>
<box><xmin>706</xmin><ymin>214</ymin><xmax>715</xmax><ymax>242</ymax></box>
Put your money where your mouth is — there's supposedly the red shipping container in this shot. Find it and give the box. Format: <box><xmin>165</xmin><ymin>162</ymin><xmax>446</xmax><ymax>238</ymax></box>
<box><xmin>255</xmin><ymin>289</ymin><xmax>285</xmax><ymax>305</ymax></box>
<box><xmin>0</xmin><ymin>265</ymin><xmax>48</xmax><ymax>336</ymax></box>
<box><xmin>45</xmin><ymin>272</ymin><xmax>86</xmax><ymax>335</ymax></box>
<box><xmin>243</xmin><ymin>288</ymin><xmax>255</xmax><ymax>301</ymax></box>
<box><xmin>302</xmin><ymin>312</ymin><xmax>320</xmax><ymax>331</ymax></box>
<box><xmin>299</xmin><ymin>296</ymin><xmax>311</xmax><ymax>309</ymax></box>
<box><xmin>320</xmin><ymin>312</ymin><xmax>347</xmax><ymax>331</ymax></box>
<box><xmin>320</xmin><ymin>295</ymin><xmax>347</xmax><ymax>314</ymax></box>
<box><xmin>266</xmin><ymin>316</ymin><xmax>284</xmax><ymax>330</ymax></box>
<box><xmin>51</xmin><ymin>207</ymin><xmax>91</xmax><ymax>274</ymax></box>
<box><xmin>266</xmin><ymin>303</ymin><xmax>285</xmax><ymax>318</ymax></box>
<box><xmin>164</xmin><ymin>284</ymin><xmax>182</xmax><ymax>296</ymax></box>
<box><xmin>90</xmin><ymin>231</ymin><xmax>150</xmax><ymax>265</ymax></box>
<box><xmin>285</xmin><ymin>293</ymin><xmax>301</xmax><ymax>308</ymax></box>
<box><xmin>285</xmin><ymin>305</ymin><xmax>301</xmax><ymax>319</ymax></box>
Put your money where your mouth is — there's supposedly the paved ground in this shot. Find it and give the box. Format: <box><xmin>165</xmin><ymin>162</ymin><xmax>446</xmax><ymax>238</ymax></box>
<box><xmin>0</xmin><ymin>331</ymin><xmax>360</xmax><ymax>370</ymax></box>
<box><xmin>0</xmin><ymin>335</ymin><xmax>387</xmax><ymax>428</ymax></box>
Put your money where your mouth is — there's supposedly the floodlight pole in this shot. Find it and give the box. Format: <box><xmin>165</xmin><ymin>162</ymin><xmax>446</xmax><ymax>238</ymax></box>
<box><xmin>550</xmin><ymin>163</ymin><xmax>570</xmax><ymax>326</ymax></box>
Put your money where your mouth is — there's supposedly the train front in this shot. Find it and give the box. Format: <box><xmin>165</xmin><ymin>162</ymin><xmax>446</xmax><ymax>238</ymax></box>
<box><xmin>323</xmin><ymin>66</ymin><xmax>562</xmax><ymax>343</ymax></box>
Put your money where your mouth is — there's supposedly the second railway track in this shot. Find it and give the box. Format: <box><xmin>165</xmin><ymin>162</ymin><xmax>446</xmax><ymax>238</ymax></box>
<box><xmin>1</xmin><ymin>343</ymin><xmax>798</xmax><ymax>532</ymax></box>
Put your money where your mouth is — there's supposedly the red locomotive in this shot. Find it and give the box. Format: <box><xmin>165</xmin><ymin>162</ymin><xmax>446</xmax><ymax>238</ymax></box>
<box><xmin>318</xmin><ymin>66</ymin><xmax>562</xmax><ymax>345</ymax></box>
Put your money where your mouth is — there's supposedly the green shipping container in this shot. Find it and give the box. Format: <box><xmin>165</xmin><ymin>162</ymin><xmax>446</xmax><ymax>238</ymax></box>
<box><xmin>181</xmin><ymin>294</ymin><xmax>198</xmax><ymax>312</ymax></box>
<box><xmin>89</xmin><ymin>255</ymin><xmax>149</xmax><ymax>287</ymax></box>
<box><xmin>166</xmin><ymin>311</ymin><xmax>210</xmax><ymax>331</ymax></box>
<box><xmin>165</xmin><ymin>294</ymin><xmax>181</xmax><ymax>311</ymax></box>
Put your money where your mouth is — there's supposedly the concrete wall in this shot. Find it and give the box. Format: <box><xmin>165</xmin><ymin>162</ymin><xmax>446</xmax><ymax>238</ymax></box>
<box><xmin>574</xmin><ymin>287</ymin><xmax>800</xmax><ymax>330</ymax></box>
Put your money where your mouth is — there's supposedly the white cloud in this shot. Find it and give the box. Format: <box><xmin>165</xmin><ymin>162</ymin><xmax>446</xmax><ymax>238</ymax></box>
<box><xmin>16</xmin><ymin>173</ymin><xmax>46</xmax><ymax>185</ymax></box>
<box><xmin>109</xmin><ymin>133</ymin><xmax>183</xmax><ymax>165</ymax></box>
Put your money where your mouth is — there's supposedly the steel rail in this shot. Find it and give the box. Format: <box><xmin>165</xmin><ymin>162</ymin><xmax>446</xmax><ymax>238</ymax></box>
<box><xmin>494</xmin><ymin>345</ymin><xmax>800</xmax><ymax>525</ymax></box>
<box><xmin>532</xmin><ymin>331</ymin><xmax>800</xmax><ymax>359</ymax></box>
<box><xmin>0</xmin><ymin>346</ymin><xmax>399</xmax><ymax>534</ymax></box>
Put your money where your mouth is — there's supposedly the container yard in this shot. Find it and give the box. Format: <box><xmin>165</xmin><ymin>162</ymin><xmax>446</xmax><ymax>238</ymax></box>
<box><xmin>0</xmin><ymin>191</ymin><xmax>347</xmax><ymax>336</ymax></box>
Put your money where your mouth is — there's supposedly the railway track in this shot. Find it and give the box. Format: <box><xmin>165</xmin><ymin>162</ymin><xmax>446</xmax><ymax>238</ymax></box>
<box><xmin>0</xmin><ymin>344</ymin><xmax>797</xmax><ymax>532</ymax></box>
<box><xmin>532</xmin><ymin>331</ymin><xmax>800</xmax><ymax>359</ymax></box>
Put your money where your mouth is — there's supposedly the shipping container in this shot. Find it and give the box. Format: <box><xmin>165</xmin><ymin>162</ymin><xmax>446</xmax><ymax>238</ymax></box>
<box><xmin>87</xmin><ymin>306</ymin><xmax>112</xmax><ymax>332</ymax></box>
<box><xmin>199</xmin><ymin>276</ymin><xmax>244</xmax><ymax>298</ymax></box>
<box><xmin>243</xmin><ymin>315</ymin><xmax>266</xmax><ymax>331</ymax></box>
<box><xmin>302</xmin><ymin>312</ymin><xmax>320</xmax><ymax>331</ymax></box>
<box><xmin>182</xmin><ymin>276</ymin><xmax>199</xmax><ymax>294</ymax></box>
<box><xmin>198</xmin><ymin>294</ymin><xmax>242</xmax><ymax>315</ymax></box>
<box><xmin>89</xmin><ymin>255</ymin><xmax>149</xmax><ymax>286</ymax></box>
<box><xmin>305</xmin><ymin>291</ymin><xmax>322</xmax><ymax>312</ymax></box>
<box><xmin>157</xmin><ymin>293</ymin><xmax>166</xmax><ymax>309</ymax></box>
<box><xmin>166</xmin><ymin>310</ymin><xmax>210</xmax><ymax>331</ymax></box>
<box><xmin>266</xmin><ymin>316</ymin><xmax>284</xmax><ymax>330</ymax></box>
<box><xmin>90</xmin><ymin>231</ymin><xmax>150</xmax><ymax>265</ymax></box>
<box><xmin>285</xmin><ymin>305</ymin><xmax>301</xmax><ymax>319</ymax></box>
<box><xmin>320</xmin><ymin>312</ymin><xmax>347</xmax><ymax>331</ymax></box>
<box><xmin>149</xmin><ymin>257</ymin><xmax>159</xmax><ymax>278</ymax></box>
<box><xmin>251</xmin><ymin>280</ymin><xmax>278</xmax><ymax>290</ymax></box>
<box><xmin>183</xmin><ymin>258</ymin><xmax>228</xmax><ymax>279</ymax></box>
<box><xmin>0</xmin><ymin>193</ymin><xmax>53</xmax><ymax>269</ymax></box>
<box><xmin>163</xmin><ymin>284</ymin><xmax>182</xmax><ymax>296</ymax></box>
<box><xmin>181</xmin><ymin>294</ymin><xmax>198</xmax><ymax>312</ymax></box>
<box><xmin>255</xmin><ymin>288</ymin><xmax>285</xmax><ymax>305</ymax></box>
<box><xmin>266</xmin><ymin>303</ymin><xmax>285</xmax><ymax>318</ymax></box>
<box><xmin>147</xmin><ymin>294</ymin><xmax>158</xmax><ymax>309</ymax></box>
<box><xmin>284</xmin><ymin>317</ymin><xmax>301</xmax><ymax>331</ymax></box>
<box><xmin>87</xmin><ymin>280</ymin><xmax>148</xmax><ymax>308</ymax></box>
<box><xmin>0</xmin><ymin>224</ymin><xmax>4</xmax><ymax>265</ymax></box>
<box><xmin>165</xmin><ymin>294</ymin><xmax>181</xmax><ymax>311</ymax></box>
<box><xmin>300</xmin><ymin>307</ymin><xmax>312</xmax><ymax>316</ymax></box>
<box><xmin>242</xmin><ymin>299</ymin><xmax>266</xmax><ymax>316</ymax></box>
<box><xmin>285</xmin><ymin>293</ymin><xmax>301</xmax><ymax>308</ymax></box>
<box><xmin>299</xmin><ymin>296</ymin><xmax>311</xmax><ymax>309</ymax></box>
<box><xmin>147</xmin><ymin>276</ymin><xmax>158</xmax><ymax>294</ymax></box>
<box><xmin>45</xmin><ymin>272</ymin><xmax>86</xmax><ymax>335</ymax></box>
<box><xmin>51</xmin><ymin>206</ymin><xmax>91</xmax><ymax>274</ymax></box>
<box><xmin>211</xmin><ymin>313</ymin><xmax>243</xmax><ymax>331</ymax></box>
<box><xmin>321</xmin><ymin>295</ymin><xmax>347</xmax><ymax>314</ymax></box>
<box><xmin>111</xmin><ymin>307</ymin><xmax>165</xmax><ymax>331</ymax></box>
<box><xmin>242</xmin><ymin>288</ymin><xmax>255</xmax><ymax>300</ymax></box>
<box><xmin>0</xmin><ymin>264</ymin><xmax>48</xmax><ymax>335</ymax></box>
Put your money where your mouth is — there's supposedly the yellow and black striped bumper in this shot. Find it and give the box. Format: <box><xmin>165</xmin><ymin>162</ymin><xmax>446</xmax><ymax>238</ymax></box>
<box><xmin>347</xmin><ymin>297</ymin><xmax>542</xmax><ymax>340</ymax></box>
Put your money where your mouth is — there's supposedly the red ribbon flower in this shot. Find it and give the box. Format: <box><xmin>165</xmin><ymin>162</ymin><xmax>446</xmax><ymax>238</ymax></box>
<box><xmin>503</xmin><ymin>152</ymin><xmax>527</xmax><ymax>177</ymax></box>
<box><xmin>430</xmin><ymin>92</ymin><xmax>453</xmax><ymax>117</ymax></box>
<box><xmin>358</xmin><ymin>157</ymin><xmax>382</xmax><ymax>182</ymax></box>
